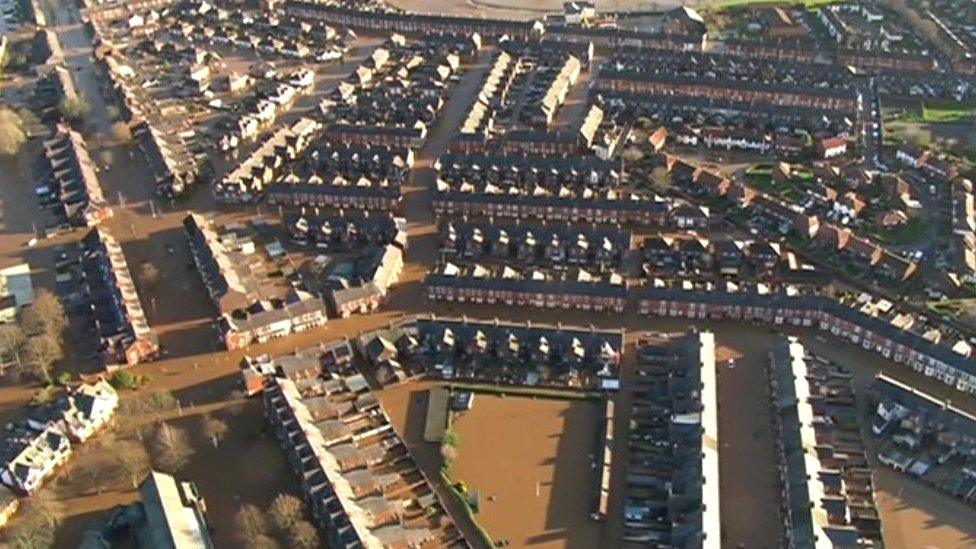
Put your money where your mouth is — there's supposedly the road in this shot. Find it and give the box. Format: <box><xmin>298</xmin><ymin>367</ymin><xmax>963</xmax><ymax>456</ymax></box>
<box><xmin>858</xmin><ymin>77</ymin><xmax>884</xmax><ymax>169</ymax></box>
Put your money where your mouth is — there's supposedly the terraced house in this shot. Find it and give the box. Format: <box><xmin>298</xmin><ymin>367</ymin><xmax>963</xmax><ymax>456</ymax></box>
<box><xmin>183</xmin><ymin>213</ymin><xmax>327</xmax><ymax>349</ymax></box>
<box><xmin>80</xmin><ymin>228</ymin><xmax>158</xmax><ymax>366</ymax></box>
<box><xmin>263</xmin><ymin>364</ymin><xmax>466</xmax><ymax>548</ymax></box>
<box><xmin>622</xmin><ymin>330</ymin><xmax>720</xmax><ymax>546</ymax></box>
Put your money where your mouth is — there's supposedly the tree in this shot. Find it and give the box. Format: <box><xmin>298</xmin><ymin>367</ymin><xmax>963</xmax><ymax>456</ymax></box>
<box><xmin>146</xmin><ymin>390</ymin><xmax>178</xmax><ymax>413</ymax></box>
<box><xmin>234</xmin><ymin>504</ymin><xmax>271</xmax><ymax>543</ymax></box>
<box><xmin>0</xmin><ymin>108</ymin><xmax>26</xmax><ymax>155</ymax></box>
<box><xmin>201</xmin><ymin>414</ymin><xmax>228</xmax><ymax>448</ymax></box>
<box><xmin>150</xmin><ymin>423</ymin><xmax>194</xmax><ymax>473</ymax></box>
<box><xmin>22</xmin><ymin>490</ymin><xmax>64</xmax><ymax>528</ymax></box>
<box><xmin>442</xmin><ymin>429</ymin><xmax>460</xmax><ymax>448</ymax></box>
<box><xmin>440</xmin><ymin>443</ymin><xmax>457</xmax><ymax>466</ymax></box>
<box><xmin>650</xmin><ymin>166</ymin><xmax>673</xmax><ymax>191</ymax></box>
<box><xmin>26</xmin><ymin>334</ymin><xmax>62</xmax><ymax>384</ymax></box>
<box><xmin>118</xmin><ymin>443</ymin><xmax>150</xmax><ymax>489</ymax></box>
<box><xmin>891</xmin><ymin>124</ymin><xmax>932</xmax><ymax>148</ymax></box>
<box><xmin>7</xmin><ymin>491</ymin><xmax>63</xmax><ymax>548</ymax></box>
<box><xmin>8</xmin><ymin>520</ymin><xmax>54</xmax><ymax>549</ymax></box>
<box><xmin>268</xmin><ymin>494</ymin><xmax>304</xmax><ymax>533</ymax></box>
<box><xmin>22</xmin><ymin>289</ymin><xmax>67</xmax><ymax>339</ymax></box>
<box><xmin>621</xmin><ymin>146</ymin><xmax>645</xmax><ymax>164</ymax></box>
<box><xmin>109</xmin><ymin>369</ymin><xmax>137</xmax><ymax>390</ymax></box>
<box><xmin>0</xmin><ymin>323</ymin><xmax>27</xmax><ymax>370</ymax></box>
<box><xmin>288</xmin><ymin>520</ymin><xmax>320</xmax><ymax>549</ymax></box>
<box><xmin>110</xmin><ymin>121</ymin><xmax>132</xmax><ymax>142</ymax></box>
<box><xmin>248</xmin><ymin>535</ymin><xmax>280</xmax><ymax>549</ymax></box>
<box><xmin>16</xmin><ymin>108</ymin><xmax>39</xmax><ymax>128</ymax></box>
<box><xmin>139</xmin><ymin>262</ymin><xmax>160</xmax><ymax>289</ymax></box>
<box><xmin>78</xmin><ymin>460</ymin><xmax>108</xmax><ymax>494</ymax></box>
<box><xmin>59</xmin><ymin>97</ymin><xmax>90</xmax><ymax>124</ymax></box>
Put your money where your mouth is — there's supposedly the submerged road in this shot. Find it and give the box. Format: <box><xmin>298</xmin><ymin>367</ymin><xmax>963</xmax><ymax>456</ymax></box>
<box><xmin>4</xmin><ymin>2</ymin><xmax>974</xmax><ymax>547</ymax></box>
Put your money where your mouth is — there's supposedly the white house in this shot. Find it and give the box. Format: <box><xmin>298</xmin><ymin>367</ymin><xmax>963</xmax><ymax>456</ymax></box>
<box><xmin>0</xmin><ymin>425</ymin><xmax>72</xmax><ymax>495</ymax></box>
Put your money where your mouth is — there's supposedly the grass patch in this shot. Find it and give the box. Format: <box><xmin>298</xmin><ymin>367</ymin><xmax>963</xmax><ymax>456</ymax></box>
<box><xmin>708</xmin><ymin>0</ymin><xmax>843</xmax><ymax>10</ymax></box>
<box><xmin>927</xmin><ymin>299</ymin><xmax>976</xmax><ymax>318</ymax></box>
<box><xmin>439</xmin><ymin>469</ymin><xmax>495</xmax><ymax>547</ymax></box>
<box><xmin>915</xmin><ymin>99</ymin><xmax>976</xmax><ymax>123</ymax></box>
<box><xmin>922</xmin><ymin>103</ymin><xmax>975</xmax><ymax>123</ymax></box>
<box><xmin>745</xmin><ymin>163</ymin><xmax>773</xmax><ymax>176</ymax></box>
<box><xmin>869</xmin><ymin>217</ymin><xmax>928</xmax><ymax>246</ymax></box>
<box><xmin>794</xmin><ymin>167</ymin><xmax>814</xmax><ymax>180</ymax></box>
<box><xmin>29</xmin><ymin>385</ymin><xmax>60</xmax><ymax>406</ymax></box>
<box><xmin>446</xmin><ymin>383</ymin><xmax>603</xmax><ymax>401</ymax></box>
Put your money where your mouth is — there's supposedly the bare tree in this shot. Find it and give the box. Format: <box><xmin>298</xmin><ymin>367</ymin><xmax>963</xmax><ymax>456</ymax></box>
<box><xmin>7</xmin><ymin>490</ymin><xmax>63</xmax><ymax>548</ymax></box>
<box><xmin>248</xmin><ymin>535</ymin><xmax>281</xmax><ymax>549</ymax></box>
<box><xmin>201</xmin><ymin>414</ymin><xmax>229</xmax><ymax>448</ymax></box>
<box><xmin>150</xmin><ymin>423</ymin><xmax>195</xmax><ymax>473</ymax></box>
<box><xmin>440</xmin><ymin>443</ymin><xmax>457</xmax><ymax>465</ymax></box>
<box><xmin>621</xmin><ymin>146</ymin><xmax>645</xmax><ymax>164</ymax></box>
<box><xmin>118</xmin><ymin>443</ymin><xmax>150</xmax><ymax>489</ymax></box>
<box><xmin>268</xmin><ymin>494</ymin><xmax>305</xmax><ymax>533</ymax></box>
<box><xmin>8</xmin><ymin>520</ymin><xmax>54</xmax><ymax>549</ymax></box>
<box><xmin>23</xmin><ymin>490</ymin><xmax>64</xmax><ymax>528</ymax></box>
<box><xmin>139</xmin><ymin>261</ymin><xmax>160</xmax><ymax>290</ymax></box>
<box><xmin>234</xmin><ymin>504</ymin><xmax>271</xmax><ymax>542</ymax></box>
<box><xmin>78</xmin><ymin>461</ymin><xmax>108</xmax><ymax>494</ymax></box>
<box><xmin>110</xmin><ymin>121</ymin><xmax>132</xmax><ymax>142</ymax></box>
<box><xmin>0</xmin><ymin>107</ymin><xmax>26</xmax><ymax>156</ymax></box>
<box><xmin>650</xmin><ymin>166</ymin><xmax>673</xmax><ymax>191</ymax></box>
<box><xmin>0</xmin><ymin>324</ymin><xmax>27</xmax><ymax>371</ymax></box>
<box><xmin>22</xmin><ymin>289</ymin><xmax>67</xmax><ymax>339</ymax></box>
<box><xmin>26</xmin><ymin>334</ymin><xmax>62</xmax><ymax>385</ymax></box>
<box><xmin>288</xmin><ymin>520</ymin><xmax>320</xmax><ymax>549</ymax></box>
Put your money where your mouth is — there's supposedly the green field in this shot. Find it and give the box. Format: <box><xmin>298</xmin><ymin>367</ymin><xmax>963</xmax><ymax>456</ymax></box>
<box><xmin>706</xmin><ymin>0</ymin><xmax>844</xmax><ymax>10</ymax></box>
<box><xmin>870</xmin><ymin>217</ymin><xmax>929</xmax><ymax>246</ymax></box>
<box><xmin>921</xmin><ymin>102</ymin><xmax>976</xmax><ymax>123</ymax></box>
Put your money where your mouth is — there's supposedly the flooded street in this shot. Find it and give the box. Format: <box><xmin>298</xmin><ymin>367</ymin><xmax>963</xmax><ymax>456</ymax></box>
<box><xmin>0</xmin><ymin>0</ymin><xmax>971</xmax><ymax>546</ymax></box>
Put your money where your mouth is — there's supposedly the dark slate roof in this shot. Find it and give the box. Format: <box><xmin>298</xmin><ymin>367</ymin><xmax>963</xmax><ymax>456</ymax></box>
<box><xmin>427</xmin><ymin>273</ymin><xmax>627</xmax><ymax>298</ymax></box>
<box><xmin>633</xmin><ymin>288</ymin><xmax>976</xmax><ymax>377</ymax></box>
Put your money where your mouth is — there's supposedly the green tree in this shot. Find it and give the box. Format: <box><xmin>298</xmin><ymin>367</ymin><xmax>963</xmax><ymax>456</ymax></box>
<box><xmin>146</xmin><ymin>390</ymin><xmax>178</xmax><ymax>413</ymax></box>
<box><xmin>443</xmin><ymin>428</ymin><xmax>460</xmax><ymax>448</ymax></box>
<box><xmin>109</xmin><ymin>369</ymin><xmax>137</xmax><ymax>389</ymax></box>
<box><xmin>59</xmin><ymin>97</ymin><xmax>90</xmax><ymax>124</ymax></box>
